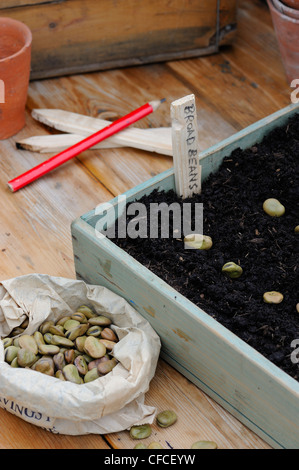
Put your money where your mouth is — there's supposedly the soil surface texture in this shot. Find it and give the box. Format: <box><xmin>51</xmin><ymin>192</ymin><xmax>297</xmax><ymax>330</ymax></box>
<box><xmin>112</xmin><ymin>114</ymin><xmax>299</xmax><ymax>381</ymax></box>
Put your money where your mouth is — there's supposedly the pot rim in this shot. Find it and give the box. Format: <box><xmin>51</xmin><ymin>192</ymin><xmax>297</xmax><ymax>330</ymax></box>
<box><xmin>268</xmin><ymin>0</ymin><xmax>299</xmax><ymax>21</ymax></box>
<box><xmin>272</xmin><ymin>0</ymin><xmax>299</xmax><ymax>17</ymax></box>
<box><xmin>0</xmin><ymin>17</ymin><xmax>32</xmax><ymax>63</ymax></box>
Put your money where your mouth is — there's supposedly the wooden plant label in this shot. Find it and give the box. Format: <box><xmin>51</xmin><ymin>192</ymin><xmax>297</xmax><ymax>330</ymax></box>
<box><xmin>171</xmin><ymin>94</ymin><xmax>201</xmax><ymax>198</ymax></box>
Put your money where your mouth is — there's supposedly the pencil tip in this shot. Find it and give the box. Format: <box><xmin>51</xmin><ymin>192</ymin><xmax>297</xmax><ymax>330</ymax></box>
<box><xmin>149</xmin><ymin>98</ymin><xmax>167</xmax><ymax>111</ymax></box>
<box><xmin>7</xmin><ymin>182</ymin><xmax>14</xmax><ymax>193</ymax></box>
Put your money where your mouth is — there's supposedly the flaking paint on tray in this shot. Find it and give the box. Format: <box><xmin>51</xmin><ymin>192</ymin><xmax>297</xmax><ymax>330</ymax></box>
<box><xmin>96</xmin><ymin>271</ymin><xmax>125</xmax><ymax>293</ymax></box>
<box><xmin>98</xmin><ymin>258</ymin><xmax>112</xmax><ymax>278</ymax></box>
<box><xmin>143</xmin><ymin>305</ymin><xmax>156</xmax><ymax>317</ymax></box>
<box><xmin>172</xmin><ymin>328</ymin><xmax>192</xmax><ymax>343</ymax></box>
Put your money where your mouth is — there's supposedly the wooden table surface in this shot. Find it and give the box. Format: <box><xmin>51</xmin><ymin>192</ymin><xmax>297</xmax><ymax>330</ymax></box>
<box><xmin>0</xmin><ymin>0</ymin><xmax>292</xmax><ymax>449</ymax></box>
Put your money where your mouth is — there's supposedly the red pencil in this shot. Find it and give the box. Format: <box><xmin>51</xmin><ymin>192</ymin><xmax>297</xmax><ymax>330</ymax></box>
<box><xmin>8</xmin><ymin>98</ymin><xmax>165</xmax><ymax>192</ymax></box>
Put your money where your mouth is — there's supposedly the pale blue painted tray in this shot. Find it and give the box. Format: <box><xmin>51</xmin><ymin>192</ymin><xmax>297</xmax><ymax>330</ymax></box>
<box><xmin>72</xmin><ymin>103</ymin><xmax>299</xmax><ymax>449</ymax></box>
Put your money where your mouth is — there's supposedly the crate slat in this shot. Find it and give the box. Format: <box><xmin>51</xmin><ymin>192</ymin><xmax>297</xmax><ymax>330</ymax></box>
<box><xmin>1</xmin><ymin>0</ymin><xmax>237</xmax><ymax>79</ymax></box>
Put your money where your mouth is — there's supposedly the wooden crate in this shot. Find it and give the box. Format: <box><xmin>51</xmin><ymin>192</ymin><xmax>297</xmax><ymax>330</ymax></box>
<box><xmin>71</xmin><ymin>103</ymin><xmax>299</xmax><ymax>449</ymax></box>
<box><xmin>1</xmin><ymin>0</ymin><xmax>237</xmax><ymax>80</ymax></box>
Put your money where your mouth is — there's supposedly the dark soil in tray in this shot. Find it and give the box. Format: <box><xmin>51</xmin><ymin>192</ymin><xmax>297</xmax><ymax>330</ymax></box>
<box><xmin>112</xmin><ymin>114</ymin><xmax>299</xmax><ymax>381</ymax></box>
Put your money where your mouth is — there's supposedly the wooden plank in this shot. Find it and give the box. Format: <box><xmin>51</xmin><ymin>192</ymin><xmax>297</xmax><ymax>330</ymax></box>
<box><xmin>26</xmin><ymin>65</ymin><xmax>238</xmax><ymax>196</ymax></box>
<box><xmin>0</xmin><ymin>407</ymin><xmax>111</xmax><ymax>449</ymax></box>
<box><xmin>167</xmin><ymin>52</ymin><xmax>289</xmax><ymax>131</ymax></box>
<box><xmin>0</xmin><ymin>114</ymin><xmax>113</xmax><ymax>279</ymax></box>
<box><xmin>0</xmin><ymin>0</ymin><xmax>236</xmax><ymax>79</ymax></box>
<box><xmin>106</xmin><ymin>359</ymin><xmax>270</xmax><ymax>449</ymax></box>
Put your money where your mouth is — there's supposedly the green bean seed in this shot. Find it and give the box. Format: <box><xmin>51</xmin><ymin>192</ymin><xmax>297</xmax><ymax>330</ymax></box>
<box><xmin>133</xmin><ymin>443</ymin><xmax>147</xmax><ymax>449</ymax></box>
<box><xmin>53</xmin><ymin>352</ymin><xmax>66</xmax><ymax>371</ymax></box>
<box><xmin>39</xmin><ymin>321</ymin><xmax>54</xmax><ymax>334</ymax></box>
<box><xmin>3</xmin><ymin>337</ymin><xmax>13</xmax><ymax>348</ymax></box>
<box><xmin>10</xmin><ymin>357</ymin><xmax>19</xmax><ymax>368</ymax></box>
<box><xmin>84</xmin><ymin>367</ymin><xmax>100</xmax><ymax>383</ymax></box>
<box><xmin>87</xmin><ymin>325</ymin><xmax>102</xmax><ymax>337</ymax></box>
<box><xmin>71</xmin><ymin>312</ymin><xmax>88</xmax><ymax>323</ymax></box>
<box><xmin>55</xmin><ymin>370</ymin><xmax>66</xmax><ymax>381</ymax></box>
<box><xmin>147</xmin><ymin>442</ymin><xmax>164</xmax><ymax>449</ymax></box>
<box><xmin>75</xmin><ymin>335</ymin><xmax>87</xmax><ymax>352</ymax></box>
<box><xmin>49</xmin><ymin>325</ymin><xmax>65</xmax><ymax>337</ymax></box>
<box><xmin>51</xmin><ymin>335</ymin><xmax>74</xmax><ymax>348</ymax></box>
<box><xmin>82</xmin><ymin>353</ymin><xmax>93</xmax><ymax>364</ymax></box>
<box><xmin>20</xmin><ymin>318</ymin><xmax>29</xmax><ymax>329</ymax></box>
<box><xmin>62</xmin><ymin>364</ymin><xmax>82</xmax><ymax>384</ymax></box>
<box><xmin>63</xmin><ymin>319</ymin><xmax>80</xmax><ymax>331</ymax></box>
<box><xmin>191</xmin><ymin>440</ymin><xmax>218</xmax><ymax>449</ymax></box>
<box><xmin>263</xmin><ymin>291</ymin><xmax>283</xmax><ymax>304</ymax></box>
<box><xmin>129</xmin><ymin>424</ymin><xmax>152</xmax><ymax>440</ymax></box>
<box><xmin>33</xmin><ymin>331</ymin><xmax>45</xmax><ymax>347</ymax></box>
<box><xmin>263</xmin><ymin>198</ymin><xmax>285</xmax><ymax>217</ymax></box>
<box><xmin>56</xmin><ymin>316</ymin><xmax>71</xmax><ymax>327</ymax></box>
<box><xmin>83</xmin><ymin>336</ymin><xmax>106</xmax><ymax>359</ymax></box>
<box><xmin>17</xmin><ymin>348</ymin><xmax>38</xmax><ymax>367</ymax></box>
<box><xmin>222</xmin><ymin>262</ymin><xmax>243</xmax><ymax>278</ymax></box>
<box><xmin>43</xmin><ymin>332</ymin><xmax>53</xmax><ymax>344</ymax></box>
<box><xmin>184</xmin><ymin>234</ymin><xmax>213</xmax><ymax>250</ymax></box>
<box><xmin>5</xmin><ymin>346</ymin><xmax>19</xmax><ymax>363</ymax></box>
<box><xmin>32</xmin><ymin>356</ymin><xmax>54</xmax><ymax>376</ymax></box>
<box><xmin>76</xmin><ymin>305</ymin><xmax>97</xmax><ymax>318</ymax></box>
<box><xmin>18</xmin><ymin>334</ymin><xmax>38</xmax><ymax>355</ymax></box>
<box><xmin>65</xmin><ymin>323</ymin><xmax>89</xmax><ymax>341</ymax></box>
<box><xmin>88</xmin><ymin>315</ymin><xmax>112</xmax><ymax>327</ymax></box>
<box><xmin>10</xmin><ymin>327</ymin><xmax>24</xmax><ymax>337</ymax></box>
<box><xmin>74</xmin><ymin>355</ymin><xmax>88</xmax><ymax>375</ymax></box>
<box><xmin>38</xmin><ymin>344</ymin><xmax>60</xmax><ymax>355</ymax></box>
<box><xmin>156</xmin><ymin>410</ymin><xmax>177</xmax><ymax>428</ymax></box>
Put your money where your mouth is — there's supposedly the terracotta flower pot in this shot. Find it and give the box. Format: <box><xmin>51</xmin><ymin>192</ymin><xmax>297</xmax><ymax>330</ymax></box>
<box><xmin>267</xmin><ymin>0</ymin><xmax>299</xmax><ymax>84</ymax></box>
<box><xmin>0</xmin><ymin>17</ymin><xmax>32</xmax><ymax>140</ymax></box>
